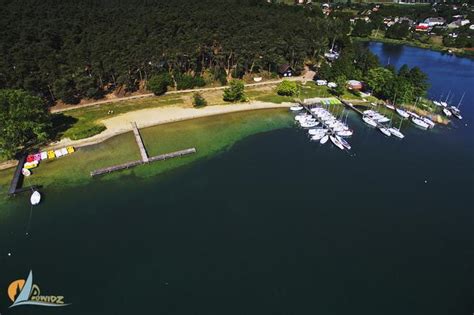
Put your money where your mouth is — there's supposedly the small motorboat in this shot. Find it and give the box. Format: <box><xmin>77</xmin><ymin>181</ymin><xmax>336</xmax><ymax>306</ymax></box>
<box><xmin>388</xmin><ymin>128</ymin><xmax>404</xmax><ymax>139</ymax></box>
<box><xmin>330</xmin><ymin>135</ymin><xmax>344</xmax><ymax>150</ymax></box>
<box><xmin>362</xmin><ymin>116</ymin><xmax>377</xmax><ymax>127</ymax></box>
<box><xmin>320</xmin><ymin>135</ymin><xmax>329</xmax><ymax>144</ymax></box>
<box><xmin>396</xmin><ymin>108</ymin><xmax>410</xmax><ymax>119</ymax></box>
<box><xmin>378</xmin><ymin>126</ymin><xmax>392</xmax><ymax>137</ymax></box>
<box><xmin>411</xmin><ymin>117</ymin><xmax>429</xmax><ymax>129</ymax></box>
<box><xmin>30</xmin><ymin>191</ymin><xmax>41</xmax><ymax>206</ymax></box>
<box><xmin>290</xmin><ymin>105</ymin><xmax>303</xmax><ymax>111</ymax></box>
<box><xmin>442</xmin><ymin>108</ymin><xmax>452</xmax><ymax>117</ymax></box>
<box><xmin>22</xmin><ymin>168</ymin><xmax>31</xmax><ymax>177</ymax></box>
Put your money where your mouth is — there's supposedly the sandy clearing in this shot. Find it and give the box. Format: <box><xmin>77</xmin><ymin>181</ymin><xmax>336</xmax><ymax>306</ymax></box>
<box><xmin>44</xmin><ymin>101</ymin><xmax>295</xmax><ymax>150</ymax></box>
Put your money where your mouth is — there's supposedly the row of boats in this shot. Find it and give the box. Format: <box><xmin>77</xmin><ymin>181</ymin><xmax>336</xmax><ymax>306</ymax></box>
<box><xmin>433</xmin><ymin>91</ymin><xmax>464</xmax><ymax>119</ymax></box>
<box><xmin>291</xmin><ymin>105</ymin><xmax>352</xmax><ymax>151</ymax></box>
<box><xmin>383</xmin><ymin>104</ymin><xmax>436</xmax><ymax>130</ymax></box>
<box><xmin>362</xmin><ymin>110</ymin><xmax>404</xmax><ymax>138</ymax></box>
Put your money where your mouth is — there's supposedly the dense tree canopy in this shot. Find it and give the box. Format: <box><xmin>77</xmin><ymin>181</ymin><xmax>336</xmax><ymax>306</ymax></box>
<box><xmin>0</xmin><ymin>0</ymin><xmax>342</xmax><ymax>104</ymax></box>
<box><xmin>0</xmin><ymin>89</ymin><xmax>51</xmax><ymax>158</ymax></box>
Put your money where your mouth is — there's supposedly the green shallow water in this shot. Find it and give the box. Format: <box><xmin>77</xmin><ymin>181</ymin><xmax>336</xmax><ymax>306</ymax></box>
<box><xmin>0</xmin><ymin>108</ymin><xmax>293</xmax><ymax>206</ymax></box>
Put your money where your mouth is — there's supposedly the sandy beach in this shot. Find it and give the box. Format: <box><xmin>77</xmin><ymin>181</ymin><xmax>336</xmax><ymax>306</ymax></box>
<box><xmin>45</xmin><ymin>101</ymin><xmax>295</xmax><ymax>150</ymax></box>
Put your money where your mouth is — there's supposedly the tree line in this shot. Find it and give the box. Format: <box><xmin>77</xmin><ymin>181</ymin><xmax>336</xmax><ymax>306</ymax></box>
<box><xmin>0</xmin><ymin>0</ymin><xmax>347</xmax><ymax>105</ymax></box>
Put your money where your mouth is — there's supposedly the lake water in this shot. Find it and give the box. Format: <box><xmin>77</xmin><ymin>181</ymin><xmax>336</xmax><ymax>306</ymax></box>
<box><xmin>0</xmin><ymin>44</ymin><xmax>473</xmax><ymax>315</ymax></box>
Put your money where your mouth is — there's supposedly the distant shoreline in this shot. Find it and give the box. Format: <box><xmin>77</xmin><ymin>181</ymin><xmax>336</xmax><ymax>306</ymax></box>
<box><xmin>354</xmin><ymin>37</ymin><xmax>474</xmax><ymax>58</ymax></box>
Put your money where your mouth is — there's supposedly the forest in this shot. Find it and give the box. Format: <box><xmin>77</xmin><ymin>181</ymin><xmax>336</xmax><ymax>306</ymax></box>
<box><xmin>0</xmin><ymin>0</ymin><xmax>349</xmax><ymax>105</ymax></box>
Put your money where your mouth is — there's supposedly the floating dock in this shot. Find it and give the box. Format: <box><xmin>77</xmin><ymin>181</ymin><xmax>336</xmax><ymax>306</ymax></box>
<box><xmin>8</xmin><ymin>155</ymin><xmax>26</xmax><ymax>196</ymax></box>
<box><xmin>90</xmin><ymin>122</ymin><xmax>196</xmax><ymax>177</ymax></box>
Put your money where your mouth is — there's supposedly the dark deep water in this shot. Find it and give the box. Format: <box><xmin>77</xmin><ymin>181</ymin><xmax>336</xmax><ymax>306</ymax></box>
<box><xmin>0</xmin><ymin>44</ymin><xmax>473</xmax><ymax>315</ymax></box>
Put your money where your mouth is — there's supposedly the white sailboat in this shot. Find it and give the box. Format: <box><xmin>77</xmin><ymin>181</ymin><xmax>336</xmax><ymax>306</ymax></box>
<box><xmin>336</xmin><ymin>135</ymin><xmax>351</xmax><ymax>150</ymax></box>
<box><xmin>442</xmin><ymin>108</ymin><xmax>452</xmax><ymax>117</ymax></box>
<box><xmin>411</xmin><ymin>117</ymin><xmax>429</xmax><ymax>129</ymax></box>
<box><xmin>330</xmin><ymin>135</ymin><xmax>344</xmax><ymax>150</ymax></box>
<box><xmin>378</xmin><ymin>126</ymin><xmax>391</xmax><ymax>137</ymax></box>
<box><xmin>320</xmin><ymin>135</ymin><xmax>329</xmax><ymax>144</ymax></box>
<box><xmin>363</xmin><ymin>115</ymin><xmax>377</xmax><ymax>127</ymax></box>
<box><xmin>396</xmin><ymin>108</ymin><xmax>410</xmax><ymax>119</ymax></box>
<box><xmin>422</xmin><ymin>117</ymin><xmax>435</xmax><ymax>128</ymax></box>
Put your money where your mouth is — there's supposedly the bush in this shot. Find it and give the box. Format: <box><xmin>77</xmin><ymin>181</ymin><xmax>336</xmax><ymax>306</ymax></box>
<box><xmin>276</xmin><ymin>80</ymin><xmax>299</xmax><ymax>96</ymax></box>
<box><xmin>176</xmin><ymin>74</ymin><xmax>207</xmax><ymax>90</ymax></box>
<box><xmin>147</xmin><ymin>73</ymin><xmax>171</xmax><ymax>95</ymax></box>
<box><xmin>193</xmin><ymin>92</ymin><xmax>207</xmax><ymax>107</ymax></box>
<box><xmin>223</xmin><ymin>79</ymin><xmax>246</xmax><ymax>102</ymax></box>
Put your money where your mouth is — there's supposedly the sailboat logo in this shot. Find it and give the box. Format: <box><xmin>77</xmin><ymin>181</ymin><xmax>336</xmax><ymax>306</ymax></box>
<box><xmin>7</xmin><ymin>271</ymin><xmax>69</xmax><ymax>308</ymax></box>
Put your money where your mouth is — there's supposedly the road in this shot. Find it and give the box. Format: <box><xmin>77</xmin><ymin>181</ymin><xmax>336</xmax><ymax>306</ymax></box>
<box><xmin>50</xmin><ymin>76</ymin><xmax>306</xmax><ymax>113</ymax></box>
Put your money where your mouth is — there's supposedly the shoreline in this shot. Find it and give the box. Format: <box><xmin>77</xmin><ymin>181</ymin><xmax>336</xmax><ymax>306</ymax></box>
<box><xmin>0</xmin><ymin>101</ymin><xmax>295</xmax><ymax>171</ymax></box>
<box><xmin>45</xmin><ymin>101</ymin><xmax>295</xmax><ymax>150</ymax></box>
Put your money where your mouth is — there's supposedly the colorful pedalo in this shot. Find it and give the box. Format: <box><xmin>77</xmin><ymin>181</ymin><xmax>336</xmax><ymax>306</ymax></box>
<box><xmin>23</xmin><ymin>146</ymin><xmax>75</xmax><ymax>174</ymax></box>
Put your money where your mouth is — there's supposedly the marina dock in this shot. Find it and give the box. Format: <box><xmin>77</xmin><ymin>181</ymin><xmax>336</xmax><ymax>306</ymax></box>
<box><xmin>91</xmin><ymin>122</ymin><xmax>196</xmax><ymax>177</ymax></box>
<box><xmin>8</xmin><ymin>155</ymin><xmax>26</xmax><ymax>196</ymax></box>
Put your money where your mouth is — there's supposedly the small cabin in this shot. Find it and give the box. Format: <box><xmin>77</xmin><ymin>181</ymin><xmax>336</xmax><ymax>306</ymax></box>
<box><xmin>278</xmin><ymin>64</ymin><xmax>293</xmax><ymax>77</ymax></box>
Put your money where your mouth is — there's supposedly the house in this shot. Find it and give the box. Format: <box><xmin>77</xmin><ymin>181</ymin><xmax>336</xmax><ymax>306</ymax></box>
<box><xmin>415</xmin><ymin>23</ymin><xmax>430</xmax><ymax>31</ymax></box>
<box><xmin>424</xmin><ymin>17</ymin><xmax>446</xmax><ymax>27</ymax></box>
<box><xmin>347</xmin><ymin>80</ymin><xmax>363</xmax><ymax>91</ymax></box>
<box><xmin>278</xmin><ymin>64</ymin><xmax>293</xmax><ymax>77</ymax></box>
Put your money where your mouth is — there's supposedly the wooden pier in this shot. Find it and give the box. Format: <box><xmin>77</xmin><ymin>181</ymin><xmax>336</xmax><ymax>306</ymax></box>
<box><xmin>90</xmin><ymin>148</ymin><xmax>196</xmax><ymax>177</ymax></box>
<box><xmin>90</xmin><ymin>122</ymin><xmax>196</xmax><ymax>177</ymax></box>
<box><xmin>8</xmin><ymin>155</ymin><xmax>26</xmax><ymax>196</ymax></box>
<box><xmin>131</xmin><ymin>122</ymin><xmax>149</xmax><ymax>163</ymax></box>
<box><xmin>338</xmin><ymin>98</ymin><xmax>364</xmax><ymax>115</ymax></box>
